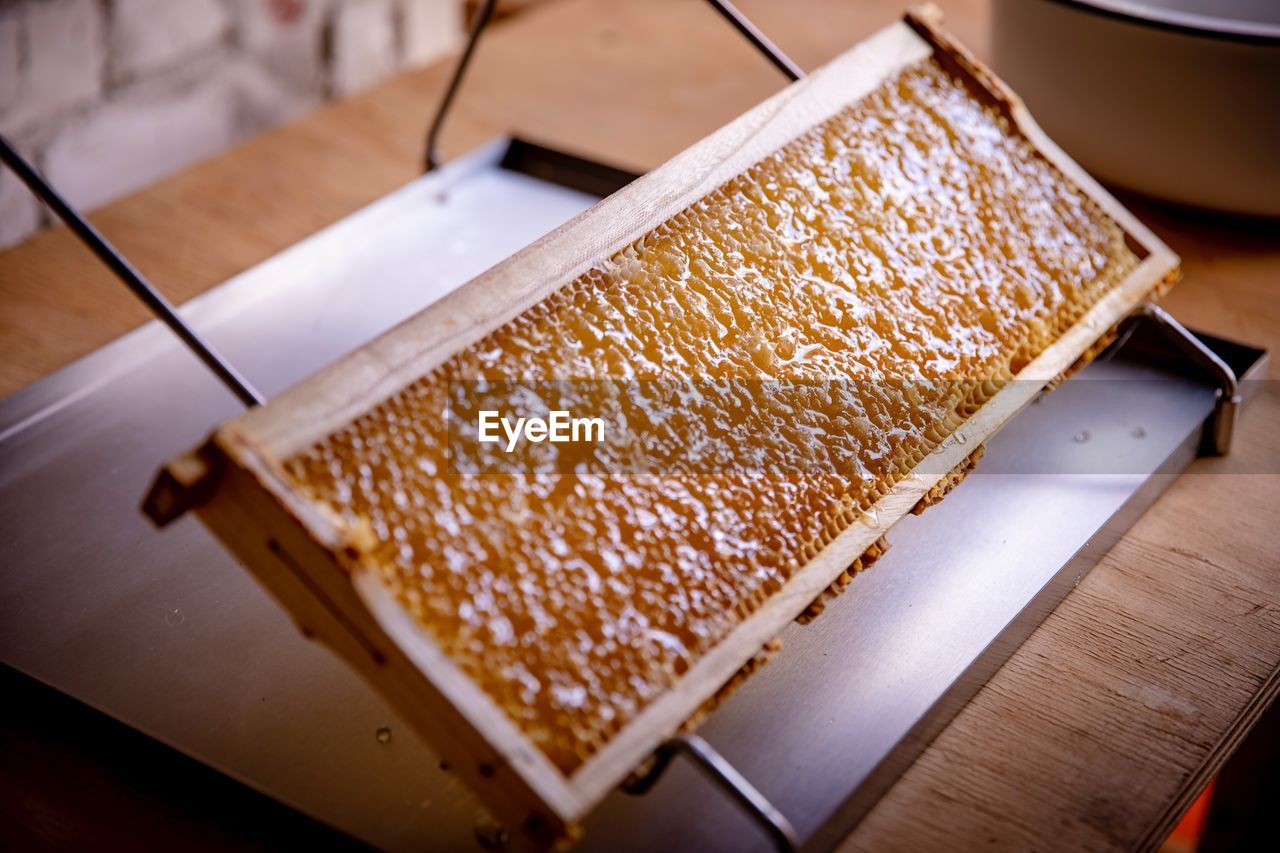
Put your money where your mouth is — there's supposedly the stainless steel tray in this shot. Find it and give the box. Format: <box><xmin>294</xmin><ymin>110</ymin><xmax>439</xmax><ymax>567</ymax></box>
<box><xmin>0</xmin><ymin>138</ymin><xmax>1266</xmax><ymax>851</ymax></box>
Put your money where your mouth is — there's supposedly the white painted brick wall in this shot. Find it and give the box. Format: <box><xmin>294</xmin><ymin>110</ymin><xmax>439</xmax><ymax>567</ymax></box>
<box><xmin>0</xmin><ymin>0</ymin><xmax>464</xmax><ymax>251</ymax></box>
<box><xmin>401</xmin><ymin>0</ymin><xmax>463</xmax><ymax>67</ymax></box>
<box><xmin>3</xmin><ymin>0</ymin><xmax>105</xmax><ymax>132</ymax></box>
<box><xmin>229</xmin><ymin>57</ymin><xmax>322</xmax><ymax>136</ymax></box>
<box><xmin>109</xmin><ymin>0</ymin><xmax>232</xmax><ymax>82</ymax></box>
<box><xmin>44</xmin><ymin>67</ymin><xmax>242</xmax><ymax>211</ymax></box>
<box><xmin>0</xmin><ymin>10</ymin><xmax>22</xmax><ymax>115</ymax></box>
<box><xmin>331</xmin><ymin>0</ymin><xmax>398</xmax><ymax>96</ymax></box>
<box><xmin>231</xmin><ymin>0</ymin><xmax>330</xmax><ymax>93</ymax></box>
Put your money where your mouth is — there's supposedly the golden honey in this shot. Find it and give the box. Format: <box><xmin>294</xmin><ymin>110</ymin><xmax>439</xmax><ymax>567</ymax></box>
<box><xmin>286</xmin><ymin>59</ymin><xmax>1139</xmax><ymax>772</ymax></box>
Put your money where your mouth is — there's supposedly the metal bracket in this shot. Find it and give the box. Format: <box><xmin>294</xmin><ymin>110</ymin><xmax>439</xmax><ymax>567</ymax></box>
<box><xmin>1114</xmin><ymin>303</ymin><xmax>1240</xmax><ymax>455</ymax></box>
<box><xmin>622</xmin><ymin>732</ymin><xmax>800</xmax><ymax>852</ymax></box>
<box><xmin>424</xmin><ymin>0</ymin><xmax>804</xmax><ymax>172</ymax></box>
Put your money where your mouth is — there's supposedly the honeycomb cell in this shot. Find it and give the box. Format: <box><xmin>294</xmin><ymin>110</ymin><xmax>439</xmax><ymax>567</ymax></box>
<box><xmin>285</xmin><ymin>59</ymin><xmax>1140</xmax><ymax>772</ymax></box>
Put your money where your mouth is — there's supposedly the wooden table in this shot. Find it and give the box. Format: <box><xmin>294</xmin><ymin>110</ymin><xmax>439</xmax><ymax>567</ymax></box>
<box><xmin>2</xmin><ymin>0</ymin><xmax>1277</xmax><ymax>849</ymax></box>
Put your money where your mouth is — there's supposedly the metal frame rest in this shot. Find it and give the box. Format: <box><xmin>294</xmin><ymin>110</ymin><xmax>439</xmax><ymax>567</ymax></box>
<box><xmin>1126</xmin><ymin>304</ymin><xmax>1240</xmax><ymax>455</ymax></box>
<box><xmin>623</xmin><ymin>733</ymin><xmax>800</xmax><ymax>851</ymax></box>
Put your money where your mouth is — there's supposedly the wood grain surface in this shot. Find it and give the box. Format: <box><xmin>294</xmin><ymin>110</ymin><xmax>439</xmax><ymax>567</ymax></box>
<box><xmin>2</xmin><ymin>0</ymin><xmax>1277</xmax><ymax>850</ymax></box>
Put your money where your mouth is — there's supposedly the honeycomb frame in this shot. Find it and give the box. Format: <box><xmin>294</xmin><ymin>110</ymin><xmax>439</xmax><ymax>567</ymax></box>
<box><xmin>146</xmin><ymin>10</ymin><xmax>1180</xmax><ymax>847</ymax></box>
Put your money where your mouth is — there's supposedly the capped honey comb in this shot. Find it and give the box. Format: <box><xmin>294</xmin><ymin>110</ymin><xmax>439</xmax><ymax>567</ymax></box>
<box><xmin>285</xmin><ymin>58</ymin><xmax>1140</xmax><ymax>773</ymax></box>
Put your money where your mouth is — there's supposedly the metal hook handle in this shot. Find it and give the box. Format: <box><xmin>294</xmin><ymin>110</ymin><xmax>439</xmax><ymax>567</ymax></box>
<box><xmin>1106</xmin><ymin>302</ymin><xmax>1240</xmax><ymax>455</ymax></box>
<box><xmin>1134</xmin><ymin>303</ymin><xmax>1240</xmax><ymax>455</ymax></box>
<box><xmin>0</xmin><ymin>135</ymin><xmax>264</xmax><ymax>408</ymax></box>
<box><xmin>623</xmin><ymin>732</ymin><xmax>800</xmax><ymax>852</ymax></box>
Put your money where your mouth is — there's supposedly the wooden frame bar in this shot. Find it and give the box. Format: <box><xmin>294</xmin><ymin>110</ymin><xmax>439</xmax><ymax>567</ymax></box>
<box><xmin>146</xmin><ymin>7</ymin><xmax>1178</xmax><ymax>845</ymax></box>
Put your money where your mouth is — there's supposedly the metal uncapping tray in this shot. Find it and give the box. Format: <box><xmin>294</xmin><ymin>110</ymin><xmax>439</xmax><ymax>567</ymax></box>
<box><xmin>0</xmin><ymin>136</ymin><xmax>1266</xmax><ymax>851</ymax></box>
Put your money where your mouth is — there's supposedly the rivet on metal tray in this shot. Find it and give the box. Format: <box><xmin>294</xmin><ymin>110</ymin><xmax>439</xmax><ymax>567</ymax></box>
<box><xmin>473</xmin><ymin>816</ymin><xmax>510</xmax><ymax>849</ymax></box>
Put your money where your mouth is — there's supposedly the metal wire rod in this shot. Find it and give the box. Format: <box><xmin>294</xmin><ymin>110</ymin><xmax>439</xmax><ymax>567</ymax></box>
<box><xmin>424</xmin><ymin>0</ymin><xmax>500</xmax><ymax>172</ymax></box>
<box><xmin>623</xmin><ymin>733</ymin><xmax>800</xmax><ymax>851</ymax></box>
<box><xmin>703</xmin><ymin>0</ymin><xmax>804</xmax><ymax>82</ymax></box>
<box><xmin>0</xmin><ymin>134</ymin><xmax>264</xmax><ymax>407</ymax></box>
<box><xmin>424</xmin><ymin>0</ymin><xmax>804</xmax><ymax>171</ymax></box>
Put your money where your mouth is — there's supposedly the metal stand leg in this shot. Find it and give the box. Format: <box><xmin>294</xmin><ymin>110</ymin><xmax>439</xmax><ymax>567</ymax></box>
<box><xmin>424</xmin><ymin>0</ymin><xmax>499</xmax><ymax>172</ymax></box>
<box><xmin>0</xmin><ymin>135</ymin><xmax>264</xmax><ymax>408</ymax></box>
<box><xmin>622</xmin><ymin>732</ymin><xmax>800</xmax><ymax>852</ymax></box>
<box><xmin>424</xmin><ymin>0</ymin><xmax>805</xmax><ymax>172</ymax></box>
<box><xmin>703</xmin><ymin>0</ymin><xmax>804</xmax><ymax>82</ymax></box>
<box><xmin>1117</xmin><ymin>303</ymin><xmax>1240</xmax><ymax>456</ymax></box>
